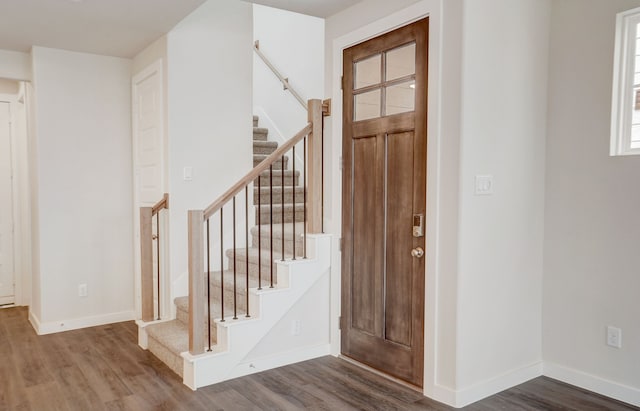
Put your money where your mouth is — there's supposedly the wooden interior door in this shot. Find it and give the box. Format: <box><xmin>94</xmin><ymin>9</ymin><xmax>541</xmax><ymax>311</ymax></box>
<box><xmin>132</xmin><ymin>61</ymin><xmax>166</xmax><ymax>318</ymax></box>
<box><xmin>341</xmin><ymin>18</ymin><xmax>428</xmax><ymax>387</ymax></box>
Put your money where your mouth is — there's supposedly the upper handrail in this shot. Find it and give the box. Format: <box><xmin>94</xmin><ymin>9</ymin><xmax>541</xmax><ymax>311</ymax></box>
<box><xmin>203</xmin><ymin>123</ymin><xmax>312</xmax><ymax>220</ymax></box>
<box><xmin>253</xmin><ymin>40</ymin><xmax>308</xmax><ymax>111</ymax></box>
<box><xmin>151</xmin><ymin>193</ymin><xmax>169</xmax><ymax>215</ymax></box>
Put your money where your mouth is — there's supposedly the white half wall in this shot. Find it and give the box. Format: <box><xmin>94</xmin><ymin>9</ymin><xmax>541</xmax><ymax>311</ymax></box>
<box><xmin>30</xmin><ymin>47</ymin><xmax>134</xmax><ymax>331</ymax></box>
<box><xmin>253</xmin><ymin>4</ymin><xmax>324</xmax><ymax>139</ymax></box>
<box><xmin>167</xmin><ymin>0</ymin><xmax>253</xmax><ymax>297</ymax></box>
<box><xmin>544</xmin><ymin>0</ymin><xmax>640</xmax><ymax>406</ymax></box>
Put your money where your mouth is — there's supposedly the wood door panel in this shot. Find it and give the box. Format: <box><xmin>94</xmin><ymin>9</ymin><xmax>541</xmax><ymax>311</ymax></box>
<box><xmin>352</xmin><ymin>113</ymin><xmax>414</xmax><ymax>139</ymax></box>
<box><xmin>342</xmin><ymin>17</ymin><xmax>428</xmax><ymax>388</ymax></box>
<box><xmin>351</xmin><ymin>135</ymin><xmax>384</xmax><ymax>336</ymax></box>
<box><xmin>385</xmin><ymin>131</ymin><xmax>415</xmax><ymax>347</ymax></box>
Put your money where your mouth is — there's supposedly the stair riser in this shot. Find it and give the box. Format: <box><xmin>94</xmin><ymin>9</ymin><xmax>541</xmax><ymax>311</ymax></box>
<box><xmin>253</xmin><ymin>190</ymin><xmax>305</xmax><ymax>204</ymax></box>
<box><xmin>176</xmin><ymin>301</ymin><xmax>244</xmax><ymax>328</ymax></box>
<box><xmin>255</xmin><ymin>210</ymin><xmax>305</xmax><ymax>224</ymax></box>
<box><xmin>228</xmin><ymin>258</ymin><xmax>277</xmax><ymax>279</ymax></box>
<box><xmin>253</xmin><ymin>156</ymin><xmax>287</xmax><ymax>168</ymax></box>
<box><xmin>254</xmin><ymin>174</ymin><xmax>300</xmax><ymax>187</ymax></box>
<box><xmin>253</xmin><ymin>131</ymin><xmax>268</xmax><ymax>141</ymax></box>
<box><xmin>253</xmin><ymin>145</ymin><xmax>278</xmax><ymax>155</ymax></box>
<box><xmin>252</xmin><ymin>233</ymin><xmax>304</xmax><ymax>256</ymax></box>
<box><xmin>148</xmin><ymin>338</ymin><xmax>184</xmax><ymax>378</ymax></box>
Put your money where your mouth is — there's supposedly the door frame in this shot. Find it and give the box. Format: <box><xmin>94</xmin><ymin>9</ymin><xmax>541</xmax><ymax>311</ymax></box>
<box><xmin>0</xmin><ymin>85</ymin><xmax>31</xmax><ymax>307</ymax></box>
<box><xmin>132</xmin><ymin>60</ymin><xmax>170</xmax><ymax>320</ymax></box>
<box><xmin>329</xmin><ymin>0</ymin><xmax>446</xmax><ymax>399</ymax></box>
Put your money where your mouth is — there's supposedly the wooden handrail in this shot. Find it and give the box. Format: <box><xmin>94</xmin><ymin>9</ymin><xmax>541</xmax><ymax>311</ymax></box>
<box><xmin>253</xmin><ymin>40</ymin><xmax>308</xmax><ymax>110</ymax></box>
<box><xmin>203</xmin><ymin>123</ymin><xmax>312</xmax><ymax>220</ymax></box>
<box><xmin>152</xmin><ymin>193</ymin><xmax>169</xmax><ymax>215</ymax></box>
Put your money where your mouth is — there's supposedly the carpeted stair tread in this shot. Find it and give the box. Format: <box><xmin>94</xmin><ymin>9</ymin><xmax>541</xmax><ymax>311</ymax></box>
<box><xmin>226</xmin><ymin>246</ymin><xmax>296</xmax><ymax>265</ymax></box>
<box><xmin>253</xmin><ymin>127</ymin><xmax>269</xmax><ymax>141</ymax></box>
<box><xmin>254</xmin><ymin>154</ymin><xmax>288</xmax><ymax>168</ymax></box>
<box><xmin>146</xmin><ymin>320</ymin><xmax>189</xmax><ymax>355</ymax></box>
<box><xmin>250</xmin><ymin>222</ymin><xmax>304</xmax><ymax>238</ymax></box>
<box><xmin>255</xmin><ymin>203</ymin><xmax>306</xmax><ymax>224</ymax></box>
<box><xmin>253</xmin><ymin>140</ymin><xmax>278</xmax><ymax>155</ymax></box>
<box><xmin>251</xmin><ymin>223</ymin><xmax>305</xmax><ymax>256</ymax></box>
<box><xmin>253</xmin><ymin>187</ymin><xmax>305</xmax><ymax>206</ymax></box>
<box><xmin>254</xmin><ymin>170</ymin><xmax>300</xmax><ymax>188</ymax></box>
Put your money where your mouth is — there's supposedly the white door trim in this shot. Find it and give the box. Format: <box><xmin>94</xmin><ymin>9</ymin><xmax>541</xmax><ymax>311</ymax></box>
<box><xmin>0</xmin><ymin>88</ymin><xmax>29</xmax><ymax>307</ymax></box>
<box><xmin>132</xmin><ymin>60</ymin><xmax>169</xmax><ymax>320</ymax></box>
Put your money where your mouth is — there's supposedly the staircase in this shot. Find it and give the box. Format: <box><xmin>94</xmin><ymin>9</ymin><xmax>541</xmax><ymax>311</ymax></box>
<box><xmin>140</xmin><ymin>115</ymin><xmax>317</xmax><ymax>382</ymax></box>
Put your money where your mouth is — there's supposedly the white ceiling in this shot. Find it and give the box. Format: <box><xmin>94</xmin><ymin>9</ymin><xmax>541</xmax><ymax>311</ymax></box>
<box><xmin>0</xmin><ymin>0</ymin><xmax>360</xmax><ymax>59</ymax></box>
<box><xmin>0</xmin><ymin>0</ymin><xmax>207</xmax><ymax>58</ymax></box>
<box><xmin>248</xmin><ymin>0</ymin><xmax>361</xmax><ymax>18</ymax></box>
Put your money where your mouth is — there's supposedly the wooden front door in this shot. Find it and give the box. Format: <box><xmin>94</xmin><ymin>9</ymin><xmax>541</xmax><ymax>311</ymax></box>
<box><xmin>341</xmin><ymin>18</ymin><xmax>428</xmax><ymax>387</ymax></box>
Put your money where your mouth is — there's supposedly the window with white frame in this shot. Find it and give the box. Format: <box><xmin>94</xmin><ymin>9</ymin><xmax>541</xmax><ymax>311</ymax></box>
<box><xmin>611</xmin><ymin>7</ymin><xmax>640</xmax><ymax>156</ymax></box>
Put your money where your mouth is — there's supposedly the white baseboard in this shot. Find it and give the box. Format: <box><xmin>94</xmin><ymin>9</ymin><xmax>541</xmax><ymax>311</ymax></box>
<box><xmin>544</xmin><ymin>362</ymin><xmax>640</xmax><ymax>407</ymax></box>
<box><xmin>451</xmin><ymin>362</ymin><xmax>544</xmax><ymax>408</ymax></box>
<box><xmin>0</xmin><ymin>296</ymin><xmax>15</xmax><ymax>305</ymax></box>
<box><xmin>29</xmin><ymin>309</ymin><xmax>135</xmax><ymax>335</ymax></box>
<box><xmin>425</xmin><ymin>383</ymin><xmax>457</xmax><ymax>408</ymax></box>
<box><xmin>230</xmin><ymin>343</ymin><xmax>331</xmax><ymax>380</ymax></box>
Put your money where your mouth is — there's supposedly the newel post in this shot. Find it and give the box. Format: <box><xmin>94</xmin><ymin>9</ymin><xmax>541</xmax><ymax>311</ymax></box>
<box><xmin>140</xmin><ymin>207</ymin><xmax>154</xmax><ymax>322</ymax></box>
<box><xmin>307</xmin><ymin>99</ymin><xmax>323</xmax><ymax>233</ymax></box>
<box><xmin>188</xmin><ymin>210</ymin><xmax>205</xmax><ymax>355</ymax></box>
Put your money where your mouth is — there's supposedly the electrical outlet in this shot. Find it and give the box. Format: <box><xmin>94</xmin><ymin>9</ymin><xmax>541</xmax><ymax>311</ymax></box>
<box><xmin>606</xmin><ymin>326</ymin><xmax>622</xmax><ymax>348</ymax></box>
<box><xmin>78</xmin><ymin>283</ymin><xmax>87</xmax><ymax>297</ymax></box>
<box><xmin>475</xmin><ymin>175</ymin><xmax>494</xmax><ymax>195</ymax></box>
<box><xmin>291</xmin><ymin>320</ymin><xmax>301</xmax><ymax>336</ymax></box>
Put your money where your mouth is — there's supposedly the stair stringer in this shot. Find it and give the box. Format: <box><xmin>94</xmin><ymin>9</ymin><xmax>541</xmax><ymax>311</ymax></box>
<box><xmin>181</xmin><ymin>233</ymin><xmax>331</xmax><ymax>390</ymax></box>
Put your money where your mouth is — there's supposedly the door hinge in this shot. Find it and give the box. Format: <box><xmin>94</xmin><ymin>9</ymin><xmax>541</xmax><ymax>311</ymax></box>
<box><xmin>339</xmin><ymin>156</ymin><xmax>343</xmax><ymax>170</ymax></box>
<box><xmin>339</xmin><ymin>237</ymin><xmax>343</xmax><ymax>252</ymax></box>
<box><xmin>339</xmin><ymin>316</ymin><xmax>343</xmax><ymax>330</ymax></box>
<box><xmin>341</xmin><ymin>76</ymin><xmax>344</xmax><ymax>90</ymax></box>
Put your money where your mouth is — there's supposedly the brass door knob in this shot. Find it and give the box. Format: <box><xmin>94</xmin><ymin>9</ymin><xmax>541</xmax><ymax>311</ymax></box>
<box><xmin>411</xmin><ymin>247</ymin><xmax>424</xmax><ymax>258</ymax></box>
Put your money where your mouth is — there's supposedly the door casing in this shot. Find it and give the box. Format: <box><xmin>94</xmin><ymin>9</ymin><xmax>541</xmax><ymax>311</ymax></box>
<box><xmin>340</xmin><ymin>18</ymin><xmax>428</xmax><ymax>387</ymax></box>
<box><xmin>329</xmin><ymin>2</ymin><xmax>445</xmax><ymax>397</ymax></box>
<box><xmin>132</xmin><ymin>60</ymin><xmax>169</xmax><ymax>320</ymax></box>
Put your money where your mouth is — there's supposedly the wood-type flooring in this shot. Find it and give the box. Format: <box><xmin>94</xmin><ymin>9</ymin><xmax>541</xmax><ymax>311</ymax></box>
<box><xmin>0</xmin><ymin>307</ymin><xmax>637</xmax><ymax>410</ymax></box>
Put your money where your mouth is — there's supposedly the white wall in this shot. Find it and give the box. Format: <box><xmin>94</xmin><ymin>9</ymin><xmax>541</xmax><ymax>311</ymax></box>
<box><xmin>0</xmin><ymin>49</ymin><xmax>31</xmax><ymax>81</ymax></box>
<box><xmin>253</xmin><ymin>4</ymin><xmax>324</xmax><ymax>140</ymax></box>
<box><xmin>30</xmin><ymin>47</ymin><xmax>134</xmax><ymax>332</ymax></box>
<box><xmin>244</xmin><ymin>271</ymin><xmax>330</xmax><ymax>362</ymax></box>
<box><xmin>455</xmin><ymin>0</ymin><xmax>549</xmax><ymax>402</ymax></box>
<box><xmin>167</xmin><ymin>0</ymin><xmax>253</xmax><ymax>296</ymax></box>
<box><xmin>544</xmin><ymin>0</ymin><xmax>640</xmax><ymax>404</ymax></box>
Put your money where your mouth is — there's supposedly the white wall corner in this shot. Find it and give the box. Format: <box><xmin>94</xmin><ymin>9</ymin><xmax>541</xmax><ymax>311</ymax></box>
<box><xmin>452</xmin><ymin>362</ymin><xmax>543</xmax><ymax>408</ymax></box>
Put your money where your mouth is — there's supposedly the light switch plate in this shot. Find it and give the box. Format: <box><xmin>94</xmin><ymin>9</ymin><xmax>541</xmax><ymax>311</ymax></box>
<box><xmin>475</xmin><ymin>175</ymin><xmax>493</xmax><ymax>195</ymax></box>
